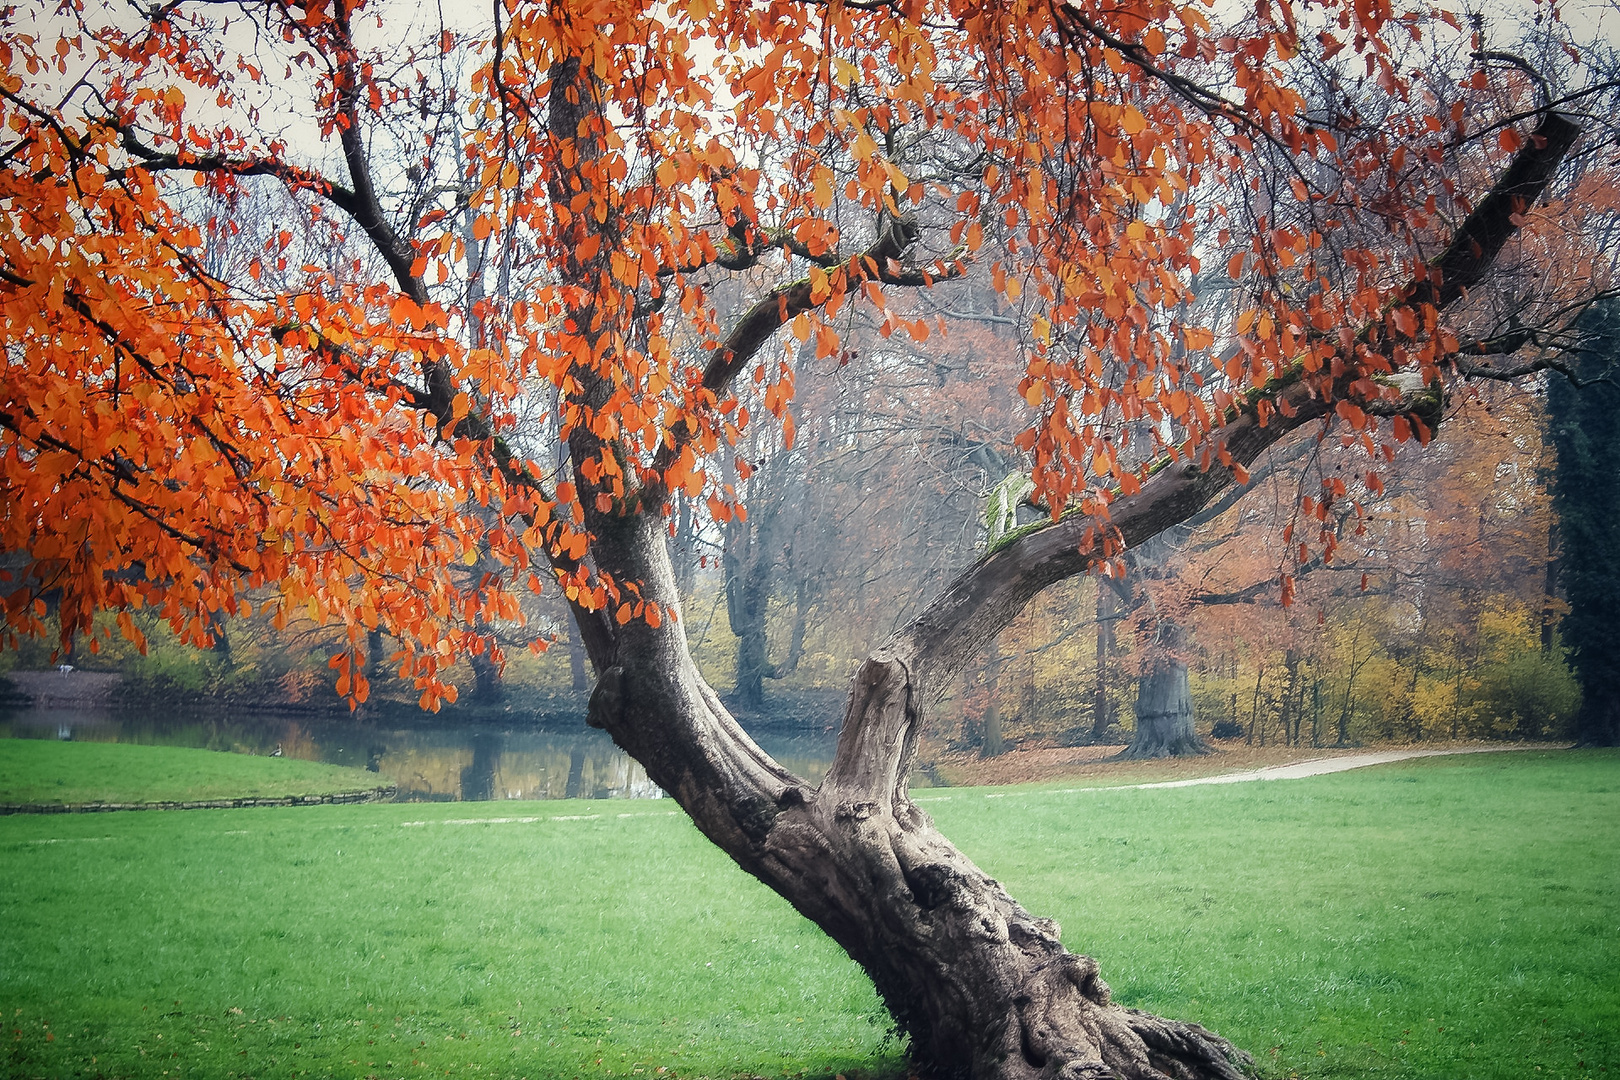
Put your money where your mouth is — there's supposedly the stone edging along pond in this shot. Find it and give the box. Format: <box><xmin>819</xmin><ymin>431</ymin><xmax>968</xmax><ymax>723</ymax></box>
<box><xmin>0</xmin><ymin>786</ymin><xmax>398</xmax><ymax>815</ymax></box>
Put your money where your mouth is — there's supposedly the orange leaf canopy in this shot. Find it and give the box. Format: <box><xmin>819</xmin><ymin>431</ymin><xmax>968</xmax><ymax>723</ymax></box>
<box><xmin>1</xmin><ymin>0</ymin><xmax>1529</xmax><ymax>704</ymax></box>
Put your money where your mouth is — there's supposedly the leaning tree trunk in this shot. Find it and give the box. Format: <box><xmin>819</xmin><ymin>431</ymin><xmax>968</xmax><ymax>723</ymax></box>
<box><xmin>552</xmin><ymin>87</ymin><xmax>1578</xmax><ymax>1080</ymax></box>
<box><xmin>581</xmin><ymin>510</ymin><xmax>1252</xmax><ymax>1080</ymax></box>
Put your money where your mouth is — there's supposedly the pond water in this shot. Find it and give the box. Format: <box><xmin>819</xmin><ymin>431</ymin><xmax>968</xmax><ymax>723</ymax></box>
<box><xmin>0</xmin><ymin>696</ymin><xmax>839</xmax><ymax>802</ymax></box>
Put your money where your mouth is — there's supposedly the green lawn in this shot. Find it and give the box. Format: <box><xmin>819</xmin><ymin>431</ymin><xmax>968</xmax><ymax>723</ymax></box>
<box><xmin>925</xmin><ymin>750</ymin><xmax>1619</xmax><ymax>1079</ymax></box>
<box><xmin>0</xmin><ymin>739</ymin><xmax>388</xmax><ymax>806</ymax></box>
<box><xmin>1</xmin><ymin>750</ymin><xmax>1614</xmax><ymax>1080</ymax></box>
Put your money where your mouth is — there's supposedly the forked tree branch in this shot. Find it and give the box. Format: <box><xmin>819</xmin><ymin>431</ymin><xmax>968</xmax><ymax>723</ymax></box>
<box><xmin>636</xmin><ymin>214</ymin><xmax>962</xmax><ymax>509</ymax></box>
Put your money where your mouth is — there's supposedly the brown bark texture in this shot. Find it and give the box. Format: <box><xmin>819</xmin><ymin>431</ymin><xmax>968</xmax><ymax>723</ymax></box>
<box><xmin>565</xmin><ymin>113</ymin><xmax>1580</xmax><ymax>1080</ymax></box>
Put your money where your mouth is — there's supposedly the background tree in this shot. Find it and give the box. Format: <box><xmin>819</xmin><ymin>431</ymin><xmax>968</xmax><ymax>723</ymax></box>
<box><xmin>704</xmin><ymin>276</ymin><xmax>1030</xmax><ymax>717</ymax></box>
<box><xmin>1548</xmin><ymin>300</ymin><xmax>1620</xmax><ymax>747</ymax></box>
<box><xmin>1168</xmin><ymin>383</ymin><xmax>1578</xmax><ymax>749</ymax></box>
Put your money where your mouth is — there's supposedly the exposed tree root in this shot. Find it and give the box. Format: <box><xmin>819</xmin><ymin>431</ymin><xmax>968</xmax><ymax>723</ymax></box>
<box><xmin>969</xmin><ymin>929</ymin><xmax>1251</xmax><ymax>1080</ymax></box>
<box><xmin>1113</xmin><ymin>728</ymin><xmax>1212</xmax><ymax>760</ymax></box>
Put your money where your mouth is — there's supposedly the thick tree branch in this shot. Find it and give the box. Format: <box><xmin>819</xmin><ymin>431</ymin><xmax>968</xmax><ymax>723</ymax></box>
<box><xmin>696</xmin><ymin>215</ymin><xmax>925</xmax><ymax>396</ymax></box>
<box><xmin>1409</xmin><ymin>113</ymin><xmax>1582</xmax><ymax>312</ymax></box>
<box><xmin>823</xmin><ymin>110</ymin><xmax>1581</xmax><ymax>794</ymax></box>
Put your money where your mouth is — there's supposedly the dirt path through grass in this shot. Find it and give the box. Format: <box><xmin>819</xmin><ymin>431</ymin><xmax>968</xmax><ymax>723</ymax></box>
<box><xmin>1105</xmin><ymin>745</ymin><xmax>1532</xmax><ymax>789</ymax></box>
<box><xmin>922</xmin><ymin>739</ymin><xmax>1558</xmax><ymax>790</ymax></box>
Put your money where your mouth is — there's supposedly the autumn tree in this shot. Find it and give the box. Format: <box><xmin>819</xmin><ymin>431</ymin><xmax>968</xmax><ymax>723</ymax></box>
<box><xmin>3</xmin><ymin>0</ymin><xmax>1612</xmax><ymax>1076</ymax></box>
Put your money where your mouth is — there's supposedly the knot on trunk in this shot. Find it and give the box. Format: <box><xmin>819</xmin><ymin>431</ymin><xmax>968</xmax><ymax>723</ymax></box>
<box><xmin>1008</xmin><ymin>915</ymin><xmax>1064</xmax><ymax>953</ymax></box>
<box><xmin>836</xmin><ymin>800</ymin><xmax>881</xmax><ymax>822</ymax></box>
<box><xmin>732</xmin><ymin>791</ymin><xmax>781</xmax><ymax>843</ymax></box>
<box><xmin>903</xmin><ymin>861</ymin><xmax>966</xmax><ymax>911</ymax></box>
<box><xmin>1054</xmin><ymin>953</ymin><xmax>1111</xmax><ymax>1006</ymax></box>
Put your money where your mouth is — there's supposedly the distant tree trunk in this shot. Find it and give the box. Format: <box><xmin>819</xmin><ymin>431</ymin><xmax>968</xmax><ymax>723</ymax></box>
<box><xmin>725</xmin><ymin>507</ymin><xmax>812</xmax><ymax>713</ymax></box>
<box><xmin>1090</xmin><ymin>582</ymin><xmax>1117</xmax><ymax>741</ymax></box>
<box><xmin>1540</xmin><ymin>514</ymin><xmax>1560</xmax><ymax>656</ymax></box>
<box><xmin>728</xmin><ymin>578</ymin><xmax>771</xmax><ymax>712</ymax></box>
<box><xmin>1403</xmin><ymin>662</ymin><xmax>1422</xmax><ymax>742</ymax></box>
<box><xmin>671</xmin><ymin>493</ymin><xmax>699</xmax><ymax>600</ymax></box>
<box><xmin>468</xmin><ymin>647</ymin><xmax>504</xmax><ymax>703</ymax></box>
<box><xmin>366</xmin><ymin>627</ymin><xmax>386</xmax><ymax>686</ymax></box>
<box><xmin>724</xmin><ymin>503</ymin><xmax>779</xmax><ymax>713</ymax></box>
<box><xmin>1336</xmin><ymin>681</ymin><xmax>1356</xmax><ymax>747</ymax></box>
<box><xmin>1311</xmin><ymin>680</ymin><xmax>1323</xmax><ymax>747</ymax></box>
<box><xmin>1244</xmin><ymin>667</ymin><xmax>1256</xmax><ymax>746</ymax></box>
<box><xmin>1250</xmin><ymin>664</ymin><xmax>1267</xmax><ymax>747</ymax></box>
<box><xmin>1450</xmin><ymin>663</ymin><xmax>1464</xmax><ymax>740</ymax></box>
<box><xmin>206</xmin><ymin>613</ymin><xmax>231</xmax><ymax>664</ymax></box>
<box><xmin>982</xmin><ymin>690</ymin><xmax>1006</xmax><ymax>758</ymax></box>
<box><xmin>782</xmin><ymin>575</ymin><xmax>812</xmax><ymax>679</ymax></box>
<box><xmin>1120</xmin><ymin>622</ymin><xmax>1209</xmax><ymax>759</ymax></box>
<box><xmin>981</xmin><ymin>645</ymin><xmax>1007</xmax><ymax>758</ymax></box>
<box><xmin>1282</xmin><ymin>648</ymin><xmax>1301</xmax><ymax>746</ymax></box>
<box><xmin>1229</xmin><ymin>655</ymin><xmax>1242</xmax><ymax>739</ymax></box>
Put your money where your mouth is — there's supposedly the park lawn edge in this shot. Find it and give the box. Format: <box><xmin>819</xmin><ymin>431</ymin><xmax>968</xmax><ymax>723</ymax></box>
<box><xmin>0</xmin><ymin>738</ymin><xmax>394</xmax><ymax>808</ymax></box>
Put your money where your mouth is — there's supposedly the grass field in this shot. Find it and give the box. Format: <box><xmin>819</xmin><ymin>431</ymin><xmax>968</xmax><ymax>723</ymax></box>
<box><xmin>1</xmin><ymin>749</ymin><xmax>1615</xmax><ymax>1080</ymax></box>
<box><xmin>0</xmin><ymin>739</ymin><xmax>389</xmax><ymax>806</ymax></box>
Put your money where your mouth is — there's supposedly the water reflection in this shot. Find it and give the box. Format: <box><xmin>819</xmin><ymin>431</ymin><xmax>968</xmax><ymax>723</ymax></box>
<box><xmin>0</xmin><ymin>702</ymin><xmax>837</xmax><ymax>802</ymax></box>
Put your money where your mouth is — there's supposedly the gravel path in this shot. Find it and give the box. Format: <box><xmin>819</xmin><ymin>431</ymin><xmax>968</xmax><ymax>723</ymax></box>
<box><xmin>1096</xmin><ymin>746</ymin><xmax>1527</xmax><ymax>791</ymax></box>
<box><xmin>1118</xmin><ymin>746</ymin><xmax>1528</xmax><ymax>789</ymax></box>
<box><xmin>914</xmin><ymin>746</ymin><xmax>1536</xmax><ymax>803</ymax></box>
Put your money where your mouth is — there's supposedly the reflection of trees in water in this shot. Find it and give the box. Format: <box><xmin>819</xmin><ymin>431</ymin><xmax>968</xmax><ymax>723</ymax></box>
<box><xmin>369</xmin><ymin>735</ymin><xmax>661</xmax><ymax>801</ymax></box>
<box><xmin>483</xmin><ymin>743</ymin><xmax>660</xmax><ymax>800</ymax></box>
<box><xmin>380</xmin><ymin>742</ymin><xmax>468</xmax><ymax>801</ymax></box>
<box><xmin>563</xmin><ymin>746</ymin><xmax>585</xmax><ymax>799</ymax></box>
<box><xmin>459</xmin><ymin>733</ymin><xmax>500</xmax><ymax>801</ymax></box>
<box><xmin>2</xmin><ymin>705</ymin><xmax>832</xmax><ymax>800</ymax></box>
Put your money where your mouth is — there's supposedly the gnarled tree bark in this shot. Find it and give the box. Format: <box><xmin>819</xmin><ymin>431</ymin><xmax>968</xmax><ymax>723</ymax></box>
<box><xmin>582</xmin><ymin>510</ymin><xmax>1253</xmax><ymax>1080</ymax></box>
